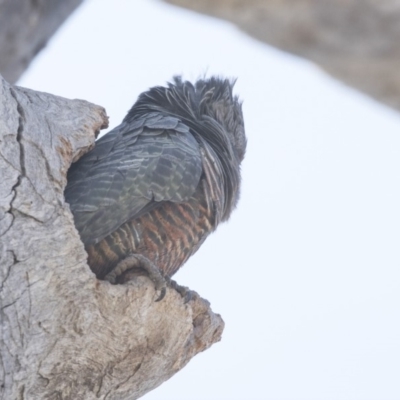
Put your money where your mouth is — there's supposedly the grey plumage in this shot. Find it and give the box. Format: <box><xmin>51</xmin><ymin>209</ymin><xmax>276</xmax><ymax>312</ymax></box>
<box><xmin>65</xmin><ymin>76</ymin><xmax>246</xmax><ymax>280</ymax></box>
<box><xmin>66</xmin><ymin>113</ymin><xmax>202</xmax><ymax>245</ymax></box>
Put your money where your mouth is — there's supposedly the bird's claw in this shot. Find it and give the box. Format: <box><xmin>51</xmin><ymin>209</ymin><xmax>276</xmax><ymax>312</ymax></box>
<box><xmin>104</xmin><ymin>255</ymin><xmax>193</xmax><ymax>303</ymax></box>
<box><xmin>104</xmin><ymin>254</ymin><xmax>167</xmax><ymax>301</ymax></box>
<box><xmin>165</xmin><ymin>277</ymin><xmax>195</xmax><ymax>303</ymax></box>
<box><xmin>155</xmin><ymin>286</ymin><xmax>167</xmax><ymax>302</ymax></box>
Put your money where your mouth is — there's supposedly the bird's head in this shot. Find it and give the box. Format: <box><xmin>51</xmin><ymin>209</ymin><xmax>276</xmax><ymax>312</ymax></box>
<box><xmin>189</xmin><ymin>76</ymin><xmax>247</xmax><ymax>164</ymax></box>
<box><xmin>127</xmin><ymin>76</ymin><xmax>247</xmax><ymax>165</ymax></box>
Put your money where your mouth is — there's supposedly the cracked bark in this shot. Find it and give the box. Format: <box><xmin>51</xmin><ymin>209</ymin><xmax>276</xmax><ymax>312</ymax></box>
<box><xmin>0</xmin><ymin>76</ymin><xmax>224</xmax><ymax>400</ymax></box>
<box><xmin>165</xmin><ymin>0</ymin><xmax>400</xmax><ymax>112</ymax></box>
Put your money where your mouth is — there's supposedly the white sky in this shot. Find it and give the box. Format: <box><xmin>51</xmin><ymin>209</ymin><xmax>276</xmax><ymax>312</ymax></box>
<box><xmin>19</xmin><ymin>1</ymin><xmax>400</xmax><ymax>399</ymax></box>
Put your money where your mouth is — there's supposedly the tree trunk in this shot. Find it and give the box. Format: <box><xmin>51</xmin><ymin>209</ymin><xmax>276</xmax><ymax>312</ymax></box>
<box><xmin>0</xmin><ymin>0</ymin><xmax>83</xmax><ymax>83</ymax></box>
<box><xmin>0</xmin><ymin>76</ymin><xmax>224</xmax><ymax>400</ymax></box>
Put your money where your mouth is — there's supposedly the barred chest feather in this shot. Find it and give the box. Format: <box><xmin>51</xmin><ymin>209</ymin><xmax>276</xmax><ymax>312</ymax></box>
<box><xmin>85</xmin><ymin>183</ymin><xmax>215</xmax><ymax>279</ymax></box>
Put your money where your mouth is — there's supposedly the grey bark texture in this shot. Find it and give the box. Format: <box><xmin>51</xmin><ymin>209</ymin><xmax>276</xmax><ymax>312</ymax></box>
<box><xmin>165</xmin><ymin>0</ymin><xmax>400</xmax><ymax>112</ymax></box>
<box><xmin>0</xmin><ymin>76</ymin><xmax>224</xmax><ymax>400</ymax></box>
<box><xmin>0</xmin><ymin>0</ymin><xmax>83</xmax><ymax>83</ymax></box>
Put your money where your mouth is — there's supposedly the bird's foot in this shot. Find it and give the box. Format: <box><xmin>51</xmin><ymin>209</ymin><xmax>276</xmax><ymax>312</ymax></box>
<box><xmin>104</xmin><ymin>254</ymin><xmax>167</xmax><ymax>301</ymax></box>
<box><xmin>165</xmin><ymin>277</ymin><xmax>196</xmax><ymax>304</ymax></box>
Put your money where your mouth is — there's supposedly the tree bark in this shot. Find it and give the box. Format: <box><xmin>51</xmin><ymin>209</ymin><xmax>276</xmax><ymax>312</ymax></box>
<box><xmin>0</xmin><ymin>76</ymin><xmax>224</xmax><ymax>400</ymax></box>
<box><xmin>0</xmin><ymin>0</ymin><xmax>83</xmax><ymax>84</ymax></box>
<box><xmin>165</xmin><ymin>0</ymin><xmax>400</xmax><ymax>112</ymax></box>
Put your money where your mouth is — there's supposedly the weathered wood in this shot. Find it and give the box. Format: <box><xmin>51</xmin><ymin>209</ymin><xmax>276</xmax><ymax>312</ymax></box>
<box><xmin>0</xmin><ymin>76</ymin><xmax>224</xmax><ymax>400</ymax></box>
<box><xmin>0</xmin><ymin>0</ymin><xmax>83</xmax><ymax>83</ymax></box>
<box><xmin>165</xmin><ymin>0</ymin><xmax>400</xmax><ymax>112</ymax></box>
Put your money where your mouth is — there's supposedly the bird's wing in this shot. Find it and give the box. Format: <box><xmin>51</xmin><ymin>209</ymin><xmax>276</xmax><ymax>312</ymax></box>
<box><xmin>65</xmin><ymin>113</ymin><xmax>203</xmax><ymax>245</ymax></box>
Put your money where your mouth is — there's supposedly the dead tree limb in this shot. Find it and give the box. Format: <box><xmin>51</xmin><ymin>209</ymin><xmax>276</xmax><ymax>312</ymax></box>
<box><xmin>166</xmin><ymin>0</ymin><xmax>400</xmax><ymax>112</ymax></box>
<box><xmin>0</xmin><ymin>0</ymin><xmax>83</xmax><ymax>83</ymax></box>
<box><xmin>0</xmin><ymin>76</ymin><xmax>224</xmax><ymax>400</ymax></box>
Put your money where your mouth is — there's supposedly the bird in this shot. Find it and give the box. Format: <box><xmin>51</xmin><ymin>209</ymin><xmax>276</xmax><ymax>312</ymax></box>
<box><xmin>65</xmin><ymin>76</ymin><xmax>246</xmax><ymax>299</ymax></box>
